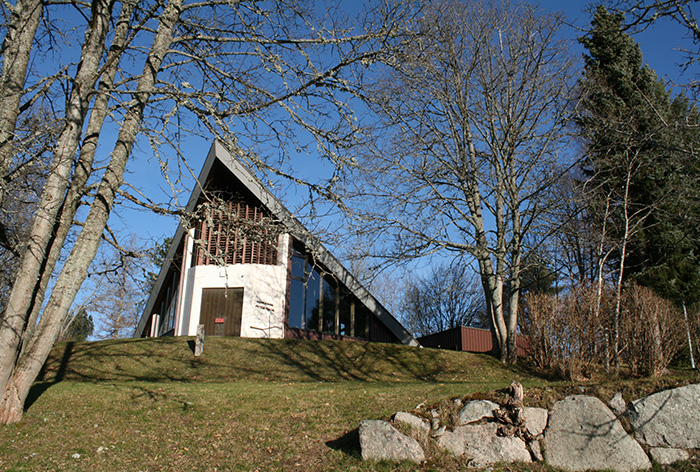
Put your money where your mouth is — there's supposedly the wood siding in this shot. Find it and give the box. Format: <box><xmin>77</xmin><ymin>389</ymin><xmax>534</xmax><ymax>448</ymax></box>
<box><xmin>418</xmin><ymin>326</ymin><xmax>529</xmax><ymax>357</ymax></box>
<box><xmin>199</xmin><ymin>287</ymin><xmax>244</xmax><ymax>336</ymax></box>
<box><xmin>194</xmin><ymin>199</ymin><xmax>278</xmax><ymax>266</ymax></box>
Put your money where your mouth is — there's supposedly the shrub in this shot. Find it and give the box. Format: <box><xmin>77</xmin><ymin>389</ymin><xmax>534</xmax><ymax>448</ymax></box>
<box><xmin>621</xmin><ymin>284</ymin><xmax>685</xmax><ymax>377</ymax></box>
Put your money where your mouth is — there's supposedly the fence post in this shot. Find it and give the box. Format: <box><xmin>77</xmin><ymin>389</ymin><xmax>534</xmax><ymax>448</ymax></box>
<box><xmin>195</xmin><ymin>324</ymin><xmax>205</xmax><ymax>357</ymax></box>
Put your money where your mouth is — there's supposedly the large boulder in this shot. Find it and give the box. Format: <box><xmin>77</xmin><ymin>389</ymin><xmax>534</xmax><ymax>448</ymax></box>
<box><xmin>544</xmin><ymin>395</ymin><xmax>651</xmax><ymax>472</ymax></box>
<box><xmin>457</xmin><ymin>400</ymin><xmax>499</xmax><ymax>425</ymax></box>
<box><xmin>359</xmin><ymin>420</ymin><xmax>425</xmax><ymax>463</ymax></box>
<box><xmin>436</xmin><ymin>422</ymin><xmax>531</xmax><ymax>467</ymax></box>
<box><xmin>628</xmin><ymin>383</ymin><xmax>700</xmax><ymax>449</ymax></box>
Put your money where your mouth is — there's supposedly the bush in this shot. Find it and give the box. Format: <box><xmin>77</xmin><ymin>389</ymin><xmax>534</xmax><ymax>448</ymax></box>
<box><xmin>523</xmin><ymin>282</ymin><xmax>686</xmax><ymax>379</ymax></box>
<box><xmin>523</xmin><ymin>285</ymin><xmax>611</xmax><ymax>380</ymax></box>
<box><xmin>621</xmin><ymin>284</ymin><xmax>685</xmax><ymax>377</ymax></box>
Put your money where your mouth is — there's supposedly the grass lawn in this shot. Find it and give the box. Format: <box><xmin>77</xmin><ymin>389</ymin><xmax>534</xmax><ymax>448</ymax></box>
<box><xmin>0</xmin><ymin>336</ymin><xmax>698</xmax><ymax>471</ymax></box>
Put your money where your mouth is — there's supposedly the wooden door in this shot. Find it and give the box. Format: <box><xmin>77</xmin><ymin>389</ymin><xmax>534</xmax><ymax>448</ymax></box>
<box><xmin>200</xmin><ymin>288</ymin><xmax>244</xmax><ymax>336</ymax></box>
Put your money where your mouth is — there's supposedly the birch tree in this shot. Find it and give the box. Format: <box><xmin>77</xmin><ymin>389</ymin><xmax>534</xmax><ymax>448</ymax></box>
<box><xmin>0</xmin><ymin>0</ymin><xmax>411</xmax><ymax>424</ymax></box>
<box><xmin>346</xmin><ymin>0</ymin><xmax>576</xmax><ymax>363</ymax></box>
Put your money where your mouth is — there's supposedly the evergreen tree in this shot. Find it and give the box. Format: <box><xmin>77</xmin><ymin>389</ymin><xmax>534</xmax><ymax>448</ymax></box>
<box><xmin>579</xmin><ymin>6</ymin><xmax>700</xmax><ymax>307</ymax></box>
<box><xmin>59</xmin><ymin>308</ymin><xmax>94</xmax><ymax>342</ymax></box>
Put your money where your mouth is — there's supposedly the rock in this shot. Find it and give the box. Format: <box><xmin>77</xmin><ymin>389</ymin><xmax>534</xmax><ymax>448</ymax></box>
<box><xmin>457</xmin><ymin>400</ymin><xmax>499</xmax><ymax>425</ymax></box>
<box><xmin>628</xmin><ymin>383</ymin><xmax>700</xmax><ymax>449</ymax></box>
<box><xmin>524</xmin><ymin>407</ymin><xmax>548</xmax><ymax>437</ymax></box>
<box><xmin>436</xmin><ymin>428</ymin><xmax>466</xmax><ymax>456</ymax></box>
<box><xmin>544</xmin><ymin>395</ymin><xmax>651</xmax><ymax>472</ymax></box>
<box><xmin>359</xmin><ymin>420</ymin><xmax>425</xmax><ymax>463</ymax></box>
<box><xmin>648</xmin><ymin>447</ymin><xmax>690</xmax><ymax>465</ymax></box>
<box><xmin>431</xmin><ymin>425</ymin><xmax>446</xmax><ymax>438</ymax></box>
<box><xmin>527</xmin><ymin>437</ymin><xmax>544</xmax><ymax>462</ymax></box>
<box><xmin>609</xmin><ymin>392</ymin><xmax>627</xmax><ymax>415</ymax></box>
<box><xmin>429</xmin><ymin>408</ymin><xmax>441</xmax><ymax>430</ymax></box>
<box><xmin>393</xmin><ymin>412</ymin><xmax>430</xmax><ymax>434</ymax></box>
<box><xmin>436</xmin><ymin>422</ymin><xmax>531</xmax><ymax>467</ymax></box>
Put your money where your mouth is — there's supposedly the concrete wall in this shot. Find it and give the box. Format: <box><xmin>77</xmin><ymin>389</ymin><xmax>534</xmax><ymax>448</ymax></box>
<box><xmin>175</xmin><ymin>234</ymin><xmax>290</xmax><ymax>339</ymax></box>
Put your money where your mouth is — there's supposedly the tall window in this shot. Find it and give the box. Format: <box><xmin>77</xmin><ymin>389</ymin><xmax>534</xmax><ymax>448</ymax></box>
<box><xmin>287</xmin><ymin>240</ymin><xmax>370</xmax><ymax>340</ymax></box>
<box><xmin>322</xmin><ymin>276</ymin><xmax>337</xmax><ymax>334</ymax></box>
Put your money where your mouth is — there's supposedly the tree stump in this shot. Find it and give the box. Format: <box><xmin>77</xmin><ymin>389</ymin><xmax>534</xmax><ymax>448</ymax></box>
<box><xmin>494</xmin><ymin>381</ymin><xmax>532</xmax><ymax>440</ymax></box>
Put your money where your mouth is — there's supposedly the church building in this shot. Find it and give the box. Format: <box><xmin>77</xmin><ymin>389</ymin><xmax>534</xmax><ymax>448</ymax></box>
<box><xmin>135</xmin><ymin>141</ymin><xmax>417</xmax><ymax>346</ymax></box>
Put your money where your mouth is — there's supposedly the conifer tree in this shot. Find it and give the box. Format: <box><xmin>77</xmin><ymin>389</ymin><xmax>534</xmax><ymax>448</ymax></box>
<box><xmin>578</xmin><ymin>6</ymin><xmax>700</xmax><ymax>368</ymax></box>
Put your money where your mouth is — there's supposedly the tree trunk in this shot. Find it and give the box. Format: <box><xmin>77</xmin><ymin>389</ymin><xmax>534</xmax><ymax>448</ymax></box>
<box><xmin>20</xmin><ymin>0</ymin><xmax>137</xmax><ymax>351</ymax></box>
<box><xmin>0</xmin><ymin>377</ymin><xmax>22</xmax><ymax>425</ymax></box>
<box><xmin>0</xmin><ymin>0</ymin><xmax>183</xmax><ymax>425</ymax></box>
<box><xmin>0</xmin><ymin>0</ymin><xmax>44</xmax><ymax>203</ymax></box>
<box><xmin>591</xmin><ymin>193</ymin><xmax>614</xmax><ymax>371</ymax></box>
<box><xmin>683</xmin><ymin>303</ymin><xmax>696</xmax><ymax>369</ymax></box>
<box><xmin>613</xmin><ymin>164</ymin><xmax>635</xmax><ymax>376</ymax></box>
<box><xmin>0</xmin><ymin>0</ymin><xmax>114</xmax><ymax>409</ymax></box>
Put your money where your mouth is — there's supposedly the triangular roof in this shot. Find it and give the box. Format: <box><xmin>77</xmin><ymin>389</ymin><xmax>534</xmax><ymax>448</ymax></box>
<box><xmin>136</xmin><ymin>141</ymin><xmax>418</xmax><ymax>346</ymax></box>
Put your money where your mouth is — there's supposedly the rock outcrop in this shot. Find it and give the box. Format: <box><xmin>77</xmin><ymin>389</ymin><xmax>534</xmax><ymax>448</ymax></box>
<box><xmin>357</xmin><ymin>382</ymin><xmax>699</xmax><ymax>470</ymax></box>
<box><xmin>628</xmin><ymin>383</ymin><xmax>700</xmax><ymax>449</ymax></box>
<box><xmin>544</xmin><ymin>395</ymin><xmax>651</xmax><ymax>472</ymax></box>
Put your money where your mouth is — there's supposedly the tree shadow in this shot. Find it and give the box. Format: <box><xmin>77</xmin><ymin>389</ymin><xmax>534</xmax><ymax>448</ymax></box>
<box><xmin>24</xmin><ymin>382</ymin><xmax>54</xmax><ymax>411</ymax></box>
<box><xmin>27</xmin><ymin>341</ymin><xmax>75</xmax><ymax>410</ymax></box>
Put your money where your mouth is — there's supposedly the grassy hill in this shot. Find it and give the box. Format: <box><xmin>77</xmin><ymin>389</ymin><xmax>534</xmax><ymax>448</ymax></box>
<box><xmin>1</xmin><ymin>336</ymin><xmax>698</xmax><ymax>471</ymax></box>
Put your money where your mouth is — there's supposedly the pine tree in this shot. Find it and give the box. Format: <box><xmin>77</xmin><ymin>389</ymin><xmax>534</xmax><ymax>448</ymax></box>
<box><xmin>579</xmin><ymin>6</ymin><xmax>700</xmax><ymax>307</ymax></box>
<box><xmin>58</xmin><ymin>308</ymin><xmax>94</xmax><ymax>342</ymax></box>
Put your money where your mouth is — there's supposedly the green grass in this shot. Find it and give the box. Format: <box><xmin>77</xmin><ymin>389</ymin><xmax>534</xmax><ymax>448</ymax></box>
<box><xmin>0</xmin><ymin>336</ymin><xmax>698</xmax><ymax>471</ymax></box>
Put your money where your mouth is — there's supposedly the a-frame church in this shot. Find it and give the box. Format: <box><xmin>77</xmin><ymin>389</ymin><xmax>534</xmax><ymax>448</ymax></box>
<box><xmin>135</xmin><ymin>141</ymin><xmax>417</xmax><ymax>346</ymax></box>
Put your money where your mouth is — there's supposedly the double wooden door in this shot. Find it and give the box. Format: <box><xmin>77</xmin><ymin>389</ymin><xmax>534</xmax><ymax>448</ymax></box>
<box><xmin>200</xmin><ymin>288</ymin><xmax>244</xmax><ymax>336</ymax></box>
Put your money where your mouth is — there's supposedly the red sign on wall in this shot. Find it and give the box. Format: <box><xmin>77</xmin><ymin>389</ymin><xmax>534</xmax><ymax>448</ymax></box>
<box><xmin>215</xmin><ymin>317</ymin><xmax>225</xmax><ymax>324</ymax></box>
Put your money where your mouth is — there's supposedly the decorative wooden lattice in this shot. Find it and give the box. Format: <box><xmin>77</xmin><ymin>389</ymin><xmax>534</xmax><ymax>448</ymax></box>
<box><xmin>194</xmin><ymin>198</ymin><xmax>278</xmax><ymax>266</ymax></box>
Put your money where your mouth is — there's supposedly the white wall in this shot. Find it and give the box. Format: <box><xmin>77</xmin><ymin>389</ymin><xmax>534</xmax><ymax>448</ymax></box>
<box><xmin>177</xmin><ymin>234</ymin><xmax>290</xmax><ymax>338</ymax></box>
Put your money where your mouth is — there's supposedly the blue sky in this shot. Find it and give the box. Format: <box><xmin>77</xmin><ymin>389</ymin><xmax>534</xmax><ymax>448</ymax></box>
<box><xmin>112</xmin><ymin>0</ymin><xmax>697</xmax><ymax>255</ymax></box>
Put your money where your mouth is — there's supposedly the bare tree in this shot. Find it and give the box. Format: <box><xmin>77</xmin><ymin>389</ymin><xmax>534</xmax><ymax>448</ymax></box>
<box><xmin>616</xmin><ymin>1</ymin><xmax>700</xmax><ymax>88</ymax></box>
<box><xmin>400</xmin><ymin>262</ymin><xmax>486</xmax><ymax>338</ymax></box>
<box><xmin>0</xmin><ymin>0</ymin><xmax>412</xmax><ymax>423</ymax></box>
<box><xmin>345</xmin><ymin>0</ymin><xmax>576</xmax><ymax>362</ymax></box>
<box><xmin>91</xmin><ymin>248</ymin><xmax>147</xmax><ymax>341</ymax></box>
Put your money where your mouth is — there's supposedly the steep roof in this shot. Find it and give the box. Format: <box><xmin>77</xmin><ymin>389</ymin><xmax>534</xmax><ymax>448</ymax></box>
<box><xmin>135</xmin><ymin>141</ymin><xmax>418</xmax><ymax>346</ymax></box>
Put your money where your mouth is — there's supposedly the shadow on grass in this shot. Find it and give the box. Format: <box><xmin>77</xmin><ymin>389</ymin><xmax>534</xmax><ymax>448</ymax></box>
<box><xmin>25</xmin><ymin>382</ymin><xmax>54</xmax><ymax>411</ymax></box>
<box><xmin>33</xmin><ymin>335</ymin><xmax>545</xmax><ymax>407</ymax></box>
<box><xmin>27</xmin><ymin>341</ymin><xmax>76</xmax><ymax>411</ymax></box>
<box><xmin>325</xmin><ymin>428</ymin><xmax>361</xmax><ymax>460</ymax></box>
<box><xmin>37</xmin><ymin>336</ymin><xmax>465</xmax><ymax>384</ymax></box>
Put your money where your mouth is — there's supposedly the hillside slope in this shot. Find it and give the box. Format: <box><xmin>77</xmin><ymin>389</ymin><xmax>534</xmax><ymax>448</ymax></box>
<box><xmin>38</xmin><ymin>336</ymin><xmax>522</xmax><ymax>384</ymax></box>
<box><xmin>0</xmin><ymin>337</ymin><xmax>695</xmax><ymax>472</ymax></box>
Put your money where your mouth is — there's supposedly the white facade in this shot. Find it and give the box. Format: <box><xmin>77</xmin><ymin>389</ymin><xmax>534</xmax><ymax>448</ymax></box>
<box><xmin>173</xmin><ymin>233</ymin><xmax>290</xmax><ymax>339</ymax></box>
